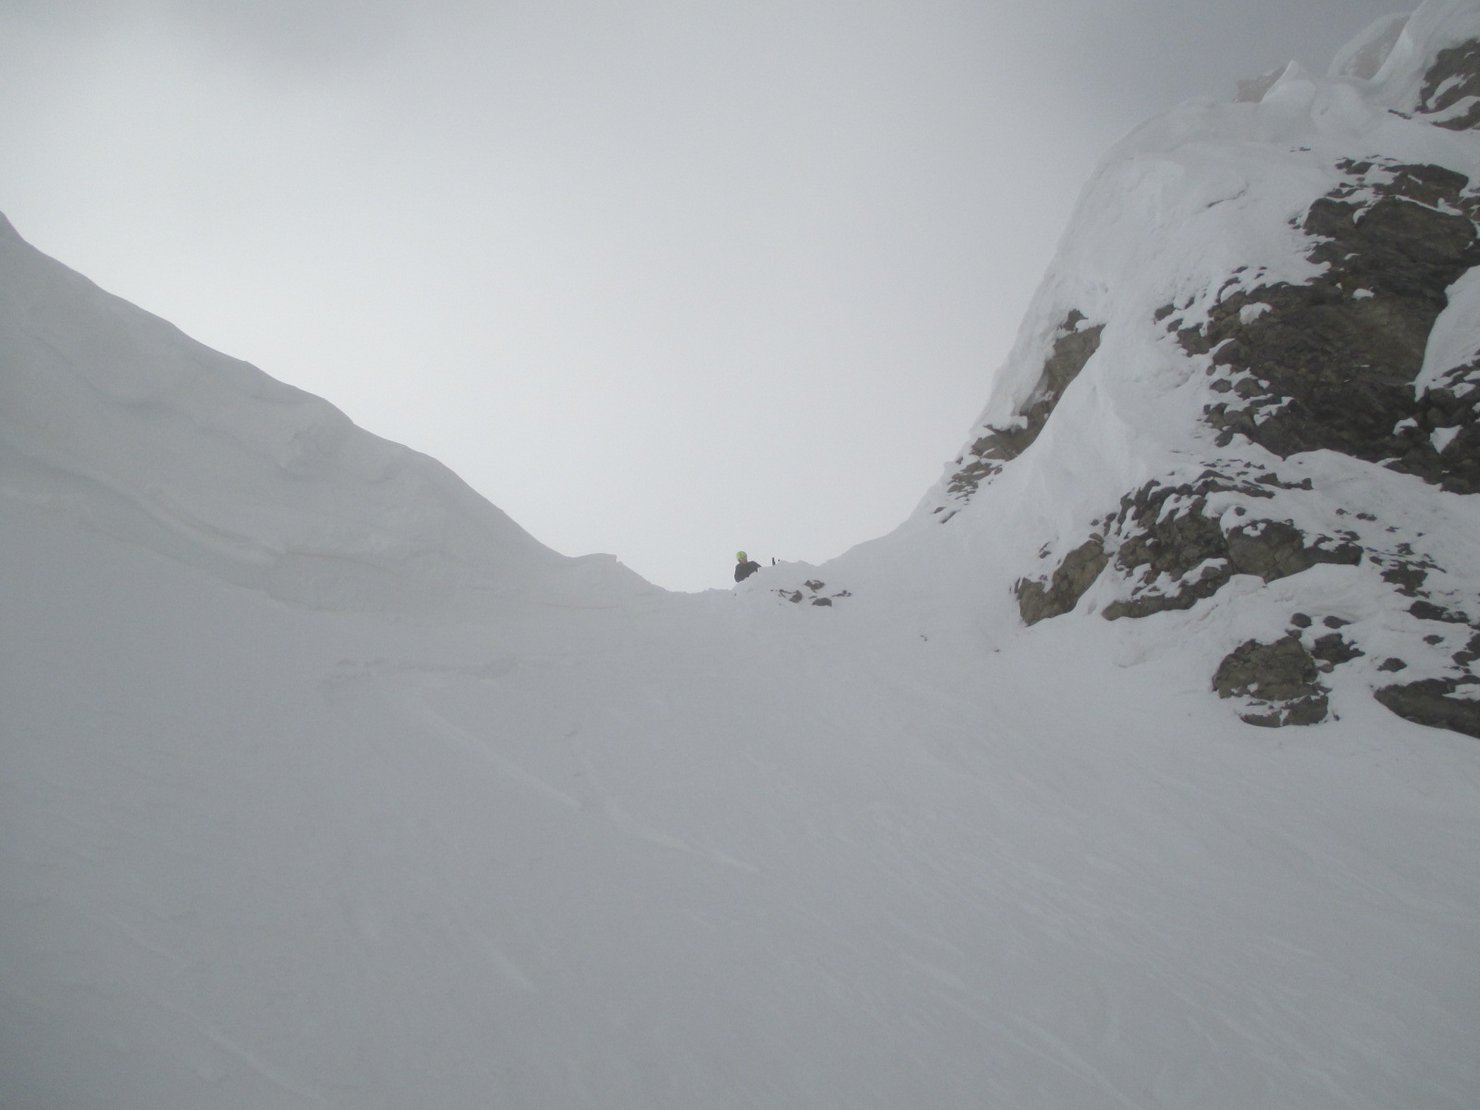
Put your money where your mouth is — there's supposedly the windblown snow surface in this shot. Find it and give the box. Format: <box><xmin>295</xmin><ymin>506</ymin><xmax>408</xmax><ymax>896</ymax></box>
<box><xmin>4</xmin><ymin>5</ymin><xmax>1480</xmax><ymax>1108</ymax></box>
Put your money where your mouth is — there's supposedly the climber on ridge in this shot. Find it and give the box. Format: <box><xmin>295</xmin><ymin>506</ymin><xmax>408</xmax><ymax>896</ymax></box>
<box><xmin>734</xmin><ymin>550</ymin><xmax>762</xmax><ymax>583</ymax></box>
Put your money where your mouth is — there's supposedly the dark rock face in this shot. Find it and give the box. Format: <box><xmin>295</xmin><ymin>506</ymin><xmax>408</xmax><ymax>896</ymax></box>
<box><xmin>1310</xmin><ymin>630</ymin><xmax>1363</xmax><ymax>668</ymax></box>
<box><xmin>1091</xmin><ymin>476</ymin><xmax>1242</xmax><ymax>621</ymax></box>
<box><xmin>1088</xmin><ymin>472</ymin><xmax>1359</xmax><ymax>620</ymax></box>
<box><xmin>1015</xmin><ymin>467</ymin><xmax>1366</xmax><ymax>627</ymax></box>
<box><xmin>1457</xmin><ymin>631</ymin><xmax>1480</xmax><ymax>668</ymax></box>
<box><xmin>1410</xmin><ymin>599</ymin><xmax>1470</xmax><ymax>623</ymax></box>
<box><xmin>945</xmin><ymin>312</ymin><xmax>1104</xmax><ymax>502</ymax></box>
<box><xmin>1376</xmin><ymin>679</ymin><xmax>1480</xmax><ymax>738</ymax></box>
<box><xmin>1417</xmin><ymin>41</ymin><xmax>1480</xmax><ymax>130</ymax></box>
<box><xmin>1013</xmin><ymin>449</ymin><xmax>1382</xmax><ymax>628</ymax></box>
<box><xmin>1177</xmin><ymin>159</ymin><xmax>1480</xmax><ymax>493</ymax></box>
<box><xmin>1213</xmin><ymin>635</ymin><xmax>1330</xmax><ymax>726</ymax></box>
<box><xmin>1016</xmin><ymin>538</ymin><xmax>1108</xmax><ymax>625</ymax></box>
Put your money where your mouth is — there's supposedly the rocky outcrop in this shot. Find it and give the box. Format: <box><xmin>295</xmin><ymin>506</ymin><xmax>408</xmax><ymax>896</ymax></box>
<box><xmin>945</xmin><ymin>312</ymin><xmax>1104</xmax><ymax>502</ymax></box>
<box><xmin>1012</xmin><ymin>468</ymin><xmax>1363</xmax><ymax>625</ymax></box>
<box><xmin>1226</xmin><ymin>518</ymin><xmax>1363</xmax><ymax>581</ymax></box>
<box><xmin>1099</xmin><ymin>473</ymin><xmax>1359</xmax><ymax>621</ymax></box>
<box><xmin>1007</xmin><ymin>377</ymin><xmax>1480</xmax><ymax>736</ymax></box>
<box><xmin>776</xmin><ymin>578</ymin><xmax>851</xmax><ymax>607</ymax></box>
<box><xmin>965</xmin><ymin>39</ymin><xmax>1480</xmax><ymax>740</ymax></box>
<box><xmin>1375</xmin><ymin>677</ymin><xmax>1480</xmax><ymax>737</ymax></box>
<box><xmin>1174</xmin><ymin>159</ymin><xmax>1480</xmax><ymax>493</ymax></box>
<box><xmin>1018</xmin><ymin>464</ymin><xmax>1361</xmax><ymax>621</ymax></box>
<box><xmin>1015</xmin><ymin>454</ymin><xmax>1480</xmax><ymax>732</ymax></box>
<box><xmin>1016</xmin><ymin>538</ymin><xmax>1108</xmax><ymax>625</ymax></box>
<box><xmin>1206</xmin><ymin>613</ymin><xmax>1480</xmax><ymax>733</ymax></box>
<box><xmin>1213</xmin><ymin>634</ymin><xmax>1330</xmax><ymax>727</ymax></box>
<box><xmin>1417</xmin><ymin>41</ymin><xmax>1480</xmax><ymax>130</ymax></box>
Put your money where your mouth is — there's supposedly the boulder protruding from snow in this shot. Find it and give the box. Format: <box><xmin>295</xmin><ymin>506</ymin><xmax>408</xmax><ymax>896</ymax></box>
<box><xmin>1213</xmin><ymin>634</ymin><xmax>1330</xmax><ymax>727</ymax></box>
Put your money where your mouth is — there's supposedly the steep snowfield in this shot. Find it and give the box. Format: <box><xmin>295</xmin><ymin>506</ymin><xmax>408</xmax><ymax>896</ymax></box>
<box><xmin>8</xmin><ymin>469</ymin><xmax>1479</xmax><ymax>1110</ymax></box>
<box><xmin>5</xmin><ymin>5</ymin><xmax>1480</xmax><ymax>1109</ymax></box>
<box><xmin>908</xmin><ymin>0</ymin><xmax>1480</xmax><ymax>733</ymax></box>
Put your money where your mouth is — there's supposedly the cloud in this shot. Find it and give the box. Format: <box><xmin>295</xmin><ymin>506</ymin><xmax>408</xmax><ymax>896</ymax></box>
<box><xmin>158</xmin><ymin>0</ymin><xmax>415</xmax><ymax>68</ymax></box>
<box><xmin>4</xmin><ymin>0</ymin><xmax>412</xmax><ymax>72</ymax></box>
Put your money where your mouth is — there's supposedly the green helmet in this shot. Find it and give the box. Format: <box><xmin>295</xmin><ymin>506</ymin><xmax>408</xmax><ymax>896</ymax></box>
<box><xmin>736</xmin><ymin>550</ymin><xmax>747</xmax><ymax>562</ymax></box>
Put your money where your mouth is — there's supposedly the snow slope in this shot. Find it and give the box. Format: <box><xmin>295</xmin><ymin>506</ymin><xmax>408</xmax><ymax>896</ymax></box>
<box><xmin>4</xmin><ymin>5</ymin><xmax>1480</xmax><ymax>1108</ymax></box>
<box><xmin>0</xmin><ymin>210</ymin><xmax>648</xmax><ymax>616</ymax></box>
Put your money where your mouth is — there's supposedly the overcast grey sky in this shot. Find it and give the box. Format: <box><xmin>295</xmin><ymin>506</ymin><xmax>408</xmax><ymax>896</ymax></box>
<box><xmin>1</xmin><ymin>0</ymin><xmax>1406</xmax><ymax>590</ymax></box>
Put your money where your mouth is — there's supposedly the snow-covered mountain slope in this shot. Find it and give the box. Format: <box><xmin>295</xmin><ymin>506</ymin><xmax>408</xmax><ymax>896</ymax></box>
<box><xmin>4</xmin><ymin>4</ymin><xmax>1480</xmax><ymax>1109</ymax></box>
<box><xmin>892</xmin><ymin>0</ymin><xmax>1480</xmax><ymax>739</ymax></box>
<box><xmin>11</xmin><ymin>486</ymin><xmax>1476</xmax><ymax>1110</ymax></box>
<box><xmin>0</xmin><ymin>212</ymin><xmax>650</xmax><ymax>615</ymax></box>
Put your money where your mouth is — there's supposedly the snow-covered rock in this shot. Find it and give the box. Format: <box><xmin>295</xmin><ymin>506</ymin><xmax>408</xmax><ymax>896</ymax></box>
<box><xmin>923</xmin><ymin>0</ymin><xmax>1480</xmax><ymax>737</ymax></box>
<box><xmin>0</xmin><ymin>213</ymin><xmax>650</xmax><ymax>614</ymax></box>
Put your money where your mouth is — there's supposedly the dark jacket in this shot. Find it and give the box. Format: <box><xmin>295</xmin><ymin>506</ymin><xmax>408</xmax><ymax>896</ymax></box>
<box><xmin>734</xmin><ymin>559</ymin><xmax>761</xmax><ymax>582</ymax></box>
